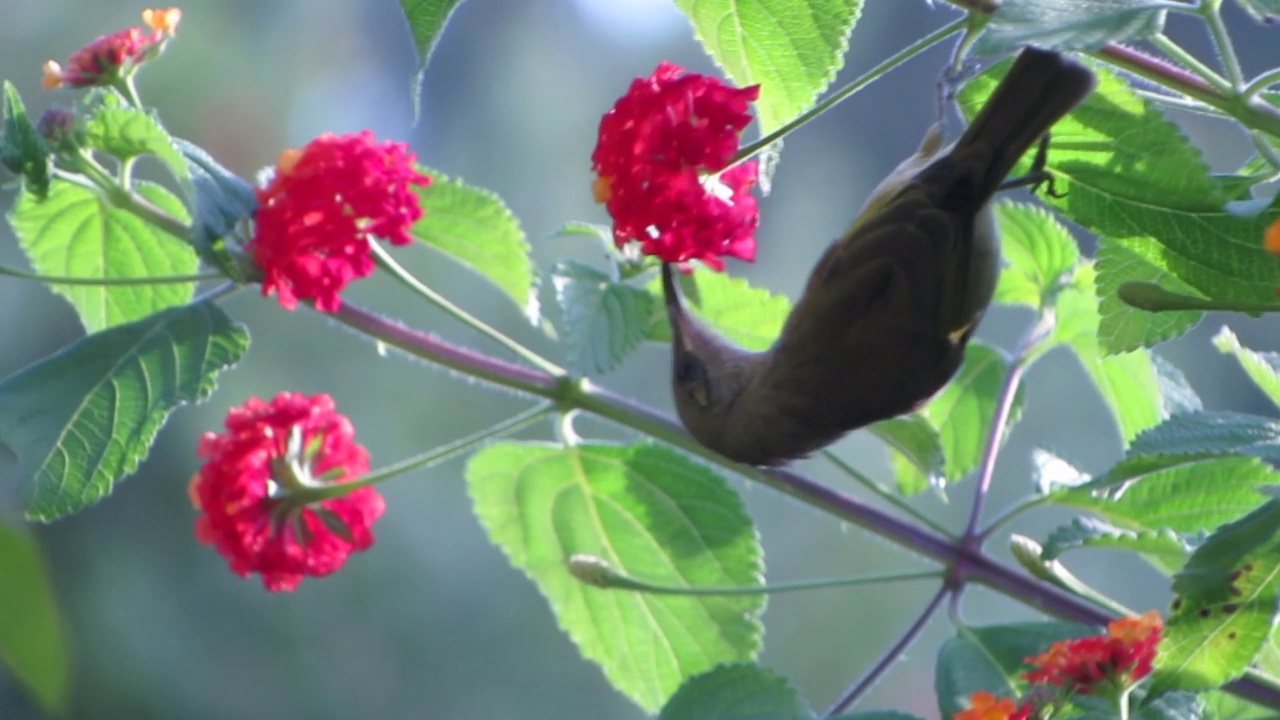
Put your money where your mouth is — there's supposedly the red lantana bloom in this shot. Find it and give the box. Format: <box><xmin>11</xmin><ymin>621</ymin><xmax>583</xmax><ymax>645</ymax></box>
<box><xmin>592</xmin><ymin>62</ymin><xmax>761</xmax><ymax>270</ymax></box>
<box><xmin>953</xmin><ymin>691</ymin><xmax>1033</xmax><ymax>720</ymax></box>
<box><xmin>189</xmin><ymin>392</ymin><xmax>385</xmax><ymax>592</ymax></box>
<box><xmin>42</xmin><ymin>7</ymin><xmax>181</xmax><ymax>89</ymax></box>
<box><xmin>1023</xmin><ymin>610</ymin><xmax>1163</xmax><ymax>694</ymax></box>
<box><xmin>248</xmin><ymin>130</ymin><xmax>432</xmax><ymax>311</ymax></box>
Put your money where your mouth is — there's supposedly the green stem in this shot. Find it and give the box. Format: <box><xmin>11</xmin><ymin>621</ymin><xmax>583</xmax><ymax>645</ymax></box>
<box><xmin>1242</xmin><ymin>67</ymin><xmax>1280</xmax><ymax>99</ymax></box>
<box><xmin>369</xmin><ymin>242</ymin><xmax>566</xmax><ymax>377</ymax></box>
<box><xmin>0</xmin><ymin>263</ymin><xmax>220</xmax><ymax>286</ymax></box>
<box><xmin>1250</xmin><ymin>131</ymin><xmax>1280</xmax><ymax>176</ymax></box>
<box><xmin>732</xmin><ymin>18</ymin><xmax>967</xmax><ymax>163</ymax></box>
<box><xmin>979</xmin><ymin>494</ymin><xmax>1051</xmax><ymax>541</ymax></box>
<box><xmin>1200</xmin><ymin>0</ymin><xmax>1244</xmax><ymax>89</ymax></box>
<box><xmin>1119</xmin><ymin>281</ymin><xmax>1280</xmax><ymax>315</ymax></box>
<box><xmin>292</xmin><ymin>401</ymin><xmax>555</xmax><ymax>502</ymax></box>
<box><xmin>573</xmin><ymin>555</ymin><xmax>940</xmax><ymax>596</ymax></box>
<box><xmin>820</xmin><ymin>449</ymin><xmax>953</xmax><ymax>537</ymax></box>
<box><xmin>1149</xmin><ymin>34</ymin><xmax>1231</xmax><ymax>94</ymax></box>
<box><xmin>56</xmin><ymin>164</ymin><xmax>191</xmax><ymax>239</ymax></box>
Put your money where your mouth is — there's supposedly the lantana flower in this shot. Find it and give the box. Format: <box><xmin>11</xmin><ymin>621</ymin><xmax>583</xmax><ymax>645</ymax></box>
<box><xmin>189</xmin><ymin>392</ymin><xmax>385</xmax><ymax>591</ymax></box>
<box><xmin>1023</xmin><ymin>610</ymin><xmax>1163</xmax><ymax>694</ymax></box>
<box><xmin>953</xmin><ymin>691</ymin><xmax>1033</xmax><ymax>720</ymax></box>
<box><xmin>592</xmin><ymin>61</ymin><xmax>761</xmax><ymax>270</ymax></box>
<box><xmin>248</xmin><ymin>130</ymin><xmax>432</xmax><ymax>311</ymax></box>
<box><xmin>42</xmin><ymin>7</ymin><xmax>182</xmax><ymax>89</ymax></box>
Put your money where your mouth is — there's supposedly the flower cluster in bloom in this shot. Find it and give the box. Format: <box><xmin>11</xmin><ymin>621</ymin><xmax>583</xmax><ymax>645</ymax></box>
<box><xmin>954</xmin><ymin>691</ymin><xmax>1033</xmax><ymax>720</ymax></box>
<box><xmin>1023</xmin><ymin>610</ymin><xmax>1163</xmax><ymax>694</ymax></box>
<box><xmin>248</xmin><ymin>130</ymin><xmax>432</xmax><ymax>311</ymax></box>
<box><xmin>189</xmin><ymin>392</ymin><xmax>385</xmax><ymax>591</ymax></box>
<box><xmin>42</xmin><ymin>7</ymin><xmax>181</xmax><ymax>89</ymax></box>
<box><xmin>952</xmin><ymin>611</ymin><xmax>1163</xmax><ymax>720</ymax></box>
<box><xmin>592</xmin><ymin>62</ymin><xmax>761</xmax><ymax>270</ymax></box>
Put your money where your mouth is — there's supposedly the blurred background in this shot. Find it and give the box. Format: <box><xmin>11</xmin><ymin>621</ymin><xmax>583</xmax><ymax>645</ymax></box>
<box><xmin>0</xmin><ymin>1</ymin><xmax>1277</xmax><ymax>718</ymax></box>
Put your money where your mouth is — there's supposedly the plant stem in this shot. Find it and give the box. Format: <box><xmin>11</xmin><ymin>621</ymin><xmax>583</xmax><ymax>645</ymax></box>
<box><xmin>293</xmin><ymin>401</ymin><xmax>556</xmax><ymax>501</ymax></box>
<box><xmin>821</xmin><ymin>449</ymin><xmax>954</xmax><ymax>537</ymax></box>
<box><xmin>978</xmin><ymin>494</ymin><xmax>1050</xmax><ymax>541</ymax></box>
<box><xmin>0</xmin><ymin>263</ymin><xmax>221</xmax><ymax>286</ymax></box>
<box><xmin>963</xmin><ymin>313</ymin><xmax>1051</xmax><ymax>538</ymax></box>
<box><xmin>1242</xmin><ymin>66</ymin><xmax>1280</xmax><ymax>99</ymax></box>
<box><xmin>324</xmin><ymin>298</ymin><xmax>1279</xmax><ymax>707</ymax></box>
<box><xmin>369</xmin><ymin>242</ymin><xmax>565</xmax><ymax>377</ymax></box>
<box><xmin>1149</xmin><ymin>34</ymin><xmax>1231</xmax><ymax>93</ymax></box>
<box><xmin>56</xmin><ymin>166</ymin><xmax>192</xmax><ymax>239</ymax></box>
<box><xmin>733</xmin><ymin>19</ymin><xmax>967</xmax><ymax>163</ymax></box>
<box><xmin>1119</xmin><ymin>281</ymin><xmax>1280</xmax><ymax>314</ymax></box>
<box><xmin>1200</xmin><ymin>0</ymin><xmax>1244</xmax><ymax>89</ymax></box>
<box><xmin>822</xmin><ymin>586</ymin><xmax>950</xmax><ymax>717</ymax></box>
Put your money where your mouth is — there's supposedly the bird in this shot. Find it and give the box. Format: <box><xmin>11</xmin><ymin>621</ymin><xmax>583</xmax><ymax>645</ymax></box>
<box><xmin>663</xmin><ymin>46</ymin><xmax>1096</xmax><ymax>466</ymax></box>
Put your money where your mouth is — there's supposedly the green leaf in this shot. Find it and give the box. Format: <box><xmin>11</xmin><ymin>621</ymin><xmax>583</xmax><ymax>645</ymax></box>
<box><xmin>551</xmin><ymin>260</ymin><xmax>654</xmax><ymax>375</ymax></box>
<box><xmin>1156</xmin><ymin>500</ymin><xmax>1280</xmax><ymax>692</ymax></box>
<box><xmin>962</xmin><ymin>62</ymin><xmax>1280</xmax><ymax>349</ymax></box>
<box><xmin>917</xmin><ymin>341</ymin><xmax>1021</xmax><ymax>482</ymax></box>
<box><xmin>1042</xmin><ymin>516</ymin><xmax>1191</xmax><ymax>573</ymax></box>
<box><xmin>977</xmin><ymin>0</ymin><xmax>1168</xmax><ymax>55</ymax></box>
<box><xmin>1095</xmin><ymin>238</ymin><xmax>1204</xmax><ymax>354</ymax></box>
<box><xmin>1213</xmin><ymin>326</ymin><xmax>1280</xmax><ymax>411</ymax></box>
<box><xmin>0</xmin><ymin>302</ymin><xmax>249</xmax><ymax>521</ymax></box>
<box><xmin>992</xmin><ymin>201</ymin><xmax>1079</xmax><ymax>310</ymax></box>
<box><xmin>467</xmin><ymin>442</ymin><xmax>763</xmax><ymax>712</ymax></box>
<box><xmin>672</xmin><ymin>0</ymin><xmax>862</xmax><ymax>133</ymax></box>
<box><xmin>400</xmin><ymin>0</ymin><xmax>464</xmax><ymax>115</ymax></box>
<box><xmin>0</xmin><ymin>81</ymin><xmax>50</xmax><ymax>198</ymax></box>
<box><xmin>174</xmin><ymin>137</ymin><xmax>257</xmax><ymax>280</ymax></box>
<box><xmin>1128</xmin><ymin>411</ymin><xmax>1280</xmax><ymax>461</ymax></box>
<box><xmin>646</xmin><ymin>267</ymin><xmax>791</xmax><ymax>351</ymax></box>
<box><xmin>868</xmin><ymin>415</ymin><xmax>945</xmax><ymax>495</ymax></box>
<box><xmin>1053</xmin><ymin>454</ymin><xmax>1273</xmax><ymax>534</ymax></box>
<box><xmin>1055</xmin><ymin>263</ymin><xmax>1168</xmax><ymax>441</ymax></box>
<box><xmin>935</xmin><ymin>622</ymin><xmax>1093</xmax><ymax>718</ymax></box>
<box><xmin>83</xmin><ymin>102</ymin><xmax>189</xmax><ymax>190</ymax></box>
<box><xmin>658</xmin><ymin>664</ymin><xmax>811</xmax><ymax>720</ymax></box>
<box><xmin>413</xmin><ymin>169</ymin><xmax>538</xmax><ymax>321</ymax></box>
<box><xmin>9</xmin><ymin>180</ymin><xmax>198</xmax><ymax>332</ymax></box>
<box><xmin>0</xmin><ymin>521</ymin><xmax>69</xmax><ymax>716</ymax></box>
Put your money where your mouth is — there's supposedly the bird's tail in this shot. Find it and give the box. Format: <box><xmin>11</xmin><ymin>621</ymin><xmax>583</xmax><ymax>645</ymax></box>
<box><xmin>954</xmin><ymin>46</ymin><xmax>1096</xmax><ymax>195</ymax></box>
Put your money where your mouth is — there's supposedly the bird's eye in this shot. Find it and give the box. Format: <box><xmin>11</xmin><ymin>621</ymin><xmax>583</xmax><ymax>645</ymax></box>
<box><xmin>674</xmin><ymin>355</ymin><xmax>711</xmax><ymax>406</ymax></box>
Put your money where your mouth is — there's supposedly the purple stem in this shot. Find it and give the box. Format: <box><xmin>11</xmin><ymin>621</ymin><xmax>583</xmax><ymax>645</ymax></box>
<box><xmin>328</xmin><ymin>299</ymin><xmax>1280</xmax><ymax>708</ymax></box>
<box><xmin>823</xmin><ymin>586</ymin><xmax>951</xmax><ymax>717</ymax></box>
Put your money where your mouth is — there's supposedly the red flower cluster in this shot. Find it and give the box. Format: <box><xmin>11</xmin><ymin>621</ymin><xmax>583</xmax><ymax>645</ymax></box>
<box><xmin>592</xmin><ymin>62</ymin><xmax>761</xmax><ymax>270</ymax></box>
<box><xmin>248</xmin><ymin>130</ymin><xmax>432</xmax><ymax>311</ymax></box>
<box><xmin>1023</xmin><ymin>610</ymin><xmax>1162</xmax><ymax>694</ymax></box>
<box><xmin>954</xmin><ymin>691</ymin><xmax>1032</xmax><ymax>720</ymax></box>
<box><xmin>42</xmin><ymin>7</ymin><xmax>181</xmax><ymax>89</ymax></box>
<box><xmin>189</xmin><ymin>392</ymin><xmax>385</xmax><ymax>591</ymax></box>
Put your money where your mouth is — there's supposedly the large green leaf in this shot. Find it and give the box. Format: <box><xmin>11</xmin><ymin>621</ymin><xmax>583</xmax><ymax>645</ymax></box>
<box><xmin>1156</xmin><ymin>500</ymin><xmax>1280</xmax><ymax>692</ymax></box>
<box><xmin>645</xmin><ymin>266</ymin><xmax>790</xmax><ymax>351</ymax></box>
<box><xmin>658</xmin><ymin>664</ymin><xmax>810</xmax><ymax>720</ymax></box>
<box><xmin>918</xmin><ymin>341</ymin><xmax>1021</xmax><ymax>482</ymax></box>
<box><xmin>1127</xmin><ymin>411</ymin><xmax>1280</xmax><ymax>461</ymax></box>
<box><xmin>1054</xmin><ymin>263</ymin><xmax>1168</xmax><ymax>442</ymax></box>
<box><xmin>467</xmin><ymin>441</ymin><xmax>763</xmax><ymax>712</ymax></box>
<box><xmin>0</xmin><ymin>521</ymin><xmax>69</xmax><ymax>716</ymax></box>
<box><xmin>1042</xmin><ymin>516</ymin><xmax>1192</xmax><ymax>574</ymax></box>
<box><xmin>977</xmin><ymin>0</ymin><xmax>1167</xmax><ymax>55</ymax></box>
<box><xmin>1095</xmin><ymin>238</ymin><xmax>1204</xmax><ymax>354</ymax></box>
<box><xmin>0</xmin><ymin>302</ymin><xmax>249</xmax><ymax>521</ymax></box>
<box><xmin>1053</xmin><ymin>454</ymin><xmax>1273</xmax><ymax>534</ymax></box>
<box><xmin>9</xmin><ymin>180</ymin><xmax>198</xmax><ymax>332</ymax></box>
<box><xmin>962</xmin><ymin>62</ymin><xmax>1280</xmax><ymax>351</ymax></box>
<box><xmin>672</xmin><ymin>0</ymin><xmax>862</xmax><ymax>133</ymax></box>
<box><xmin>412</xmin><ymin>169</ymin><xmax>538</xmax><ymax>321</ymax></box>
<box><xmin>551</xmin><ymin>260</ymin><xmax>654</xmax><ymax>375</ymax></box>
<box><xmin>992</xmin><ymin>201</ymin><xmax>1079</xmax><ymax>310</ymax></box>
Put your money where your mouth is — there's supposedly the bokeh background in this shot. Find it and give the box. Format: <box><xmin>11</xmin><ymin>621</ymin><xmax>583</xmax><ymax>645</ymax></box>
<box><xmin>0</xmin><ymin>1</ymin><xmax>1277</xmax><ymax>718</ymax></box>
